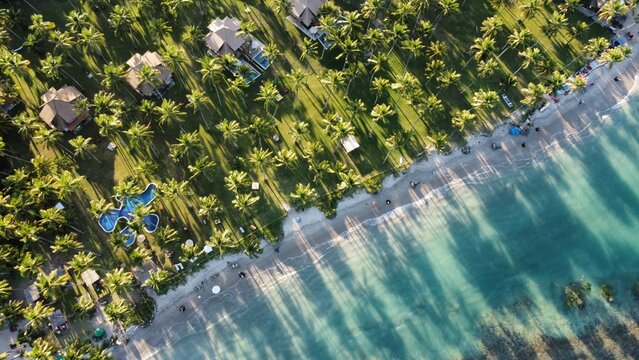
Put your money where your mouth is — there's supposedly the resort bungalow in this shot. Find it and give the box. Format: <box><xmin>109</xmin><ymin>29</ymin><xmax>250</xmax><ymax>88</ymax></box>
<box><xmin>286</xmin><ymin>0</ymin><xmax>332</xmax><ymax>49</ymax></box>
<box><xmin>125</xmin><ymin>51</ymin><xmax>173</xmax><ymax>97</ymax></box>
<box><xmin>204</xmin><ymin>17</ymin><xmax>271</xmax><ymax>83</ymax></box>
<box><xmin>39</xmin><ymin>85</ymin><xmax>90</xmax><ymax>132</ymax></box>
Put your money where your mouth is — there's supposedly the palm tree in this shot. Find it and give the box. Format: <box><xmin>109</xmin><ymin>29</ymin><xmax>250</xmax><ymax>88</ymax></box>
<box><xmin>274</xmin><ymin>149</ymin><xmax>298</xmax><ymax>169</ymax></box>
<box><xmin>598</xmin><ymin>0</ymin><xmax>629</xmax><ymax>23</ymax></box>
<box><xmin>137</xmin><ymin>64</ymin><xmax>162</xmax><ymax>98</ymax></box>
<box><xmin>65</xmin><ymin>10</ymin><xmax>90</xmax><ymax>33</ymax></box>
<box><xmin>159</xmin><ymin>179</ymin><xmax>191</xmax><ymax>202</ymax></box>
<box><xmin>105</xmin><ymin>268</ymin><xmax>134</xmax><ymax>294</ymax></box>
<box><xmin>15</xmin><ymin>252</ymin><xmax>43</xmax><ymax>277</ymax></box>
<box><xmin>336</xmin><ymin>37</ymin><xmax>361</xmax><ymax>71</ymax></box>
<box><xmin>0</xmin><ymin>279</ymin><xmax>11</xmax><ymax>301</ymax></box>
<box><xmin>36</xmin><ymin>270</ymin><xmax>70</xmax><ymax>300</ymax></box>
<box><xmin>370</xmin><ymin>103</ymin><xmax>396</xmax><ymax>124</ymax></box>
<box><xmin>104</xmin><ymin>298</ymin><xmax>132</xmax><ymax>326</ymax></box>
<box><xmin>51</xmin><ymin>233</ymin><xmax>84</xmax><ymax>253</ymax></box>
<box><xmin>198</xmin><ymin>55</ymin><xmax>225</xmax><ymax>105</ymax></box>
<box><xmin>286</xmin><ymin>69</ymin><xmax>308</xmax><ymax>94</ymax></box>
<box><xmin>384</xmin><ymin>130</ymin><xmax>413</xmax><ymax>162</ymax></box>
<box><xmin>155</xmin><ymin>99</ymin><xmax>186</xmax><ymax>129</ymax></box>
<box><xmin>208</xmin><ymin>229</ymin><xmax>236</xmax><ymax>256</ymax></box>
<box><xmin>477</xmin><ymin>58</ymin><xmax>499</xmax><ymax>78</ymax></box>
<box><xmin>153</xmin><ymin>225</ymin><xmax>179</xmax><ymax>249</ymax></box>
<box><xmin>569</xmin><ymin>75</ymin><xmax>587</xmax><ymax>102</ymax></box>
<box><xmin>452</xmin><ymin>110</ymin><xmax>477</xmax><ymax>133</ymax></box>
<box><xmin>144</xmin><ymin>269</ymin><xmax>171</xmax><ymax>292</ymax></box>
<box><xmin>438</xmin><ymin>0</ymin><xmax>460</xmax><ymax>16</ymax></box>
<box><xmin>256</xmin><ymin>80</ymin><xmax>280</xmax><ymax>119</ymax></box>
<box><xmin>371</xmin><ymin>77</ymin><xmax>391</xmax><ymax>105</ymax></box>
<box><xmin>289</xmin><ymin>120</ymin><xmax>309</xmax><ymax>143</ymax></box>
<box><xmin>248</xmin><ymin>147</ymin><xmax>274</xmax><ymax>177</ymax></box>
<box><xmin>290</xmin><ymin>183</ymin><xmax>318</xmax><ymax>208</ymax></box>
<box><xmin>508</xmin><ymin>28</ymin><xmax>533</xmax><ymax>50</ymax></box>
<box><xmin>181</xmin><ymin>24</ymin><xmax>203</xmax><ymax>49</ymax></box>
<box><xmin>26</xmin><ymin>338</ymin><xmax>57</xmax><ymax>360</ymax></box>
<box><xmin>40</xmin><ymin>53</ymin><xmax>63</xmax><ymax>80</ymax></box>
<box><xmin>124</xmin><ymin>122</ymin><xmax>153</xmax><ymax>150</ymax></box>
<box><xmin>582</xmin><ymin>37</ymin><xmax>610</xmax><ymax>60</ymax></box>
<box><xmin>95</xmin><ymin>114</ymin><xmax>122</xmax><ymax>140</ymax></box>
<box><xmin>170</xmin><ymin>131</ymin><xmax>202</xmax><ymax>162</ymax></box>
<box><xmin>188</xmin><ymin>154</ymin><xmax>216</xmax><ymax>181</ymax></box>
<box><xmin>516</xmin><ymin>47</ymin><xmax>544</xmax><ymax>74</ymax></box>
<box><xmin>130</xmin><ymin>247</ymin><xmax>152</xmax><ymax>266</ymax></box>
<box><xmin>299</xmin><ymin>38</ymin><xmax>318</xmax><ymax>61</ymax></box>
<box><xmin>23</xmin><ymin>301</ymin><xmax>54</xmax><ymax>329</ymax></box>
<box><xmin>436</xmin><ymin>70</ymin><xmax>461</xmax><ymax>89</ymax></box>
<box><xmin>262</xmin><ymin>42</ymin><xmax>282</xmax><ymax>68</ymax></box>
<box><xmin>328</xmin><ymin>117</ymin><xmax>355</xmax><ymax>143</ymax></box>
<box><xmin>544</xmin><ymin>11</ymin><xmax>568</xmax><ymax>38</ymax></box>
<box><xmin>68</xmin><ymin>135</ymin><xmax>97</xmax><ymax>160</ymax></box>
<box><xmin>599</xmin><ymin>45</ymin><xmax>632</xmax><ymax>69</ymax></box>
<box><xmin>428</xmin><ymin>131</ymin><xmax>449</xmax><ymax>153</ymax></box>
<box><xmin>232</xmin><ymin>193</ymin><xmax>260</xmax><ymax>215</ymax></box>
<box><xmin>471</xmin><ymin>37</ymin><xmax>496</xmax><ymax>61</ymax></box>
<box><xmin>274</xmin><ymin>0</ymin><xmax>293</xmax><ymax>14</ymax></box>
<box><xmin>100</xmin><ymin>62</ymin><xmax>128</xmax><ymax>91</ymax></box>
<box><xmin>216</xmin><ymin>119</ymin><xmax>244</xmax><ymax>147</ymax></box>
<box><xmin>386</xmin><ymin>23</ymin><xmax>408</xmax><ymax>54</ymax></box>
<box><xmin>400</xmin><ymin>38</ymin><xmax>424</xmax><ymax>70</ymax></box>
<box><xmin>225</xmin><ymin>170</ymin><xmax>250</xmax><ymax>193</ymax></box>
<box><xmin>521</xmin><ymin>82</ymin><xmax>548</xmax><ymax>107</ymax></box>
<box><xmin>198</xmin><ymin>195</ymin><xmax>222</xmax><ymax>219</ymax></box>
<box><xmin>185</xmin><ymin>89</ymin><xmax>211</xmax><ymax>129</ymax></box>
<box><xmin>228</xmin><ymin>76</ymin><xmax>248</xmax><ymax>108</ymax></box>
<box><xmin>319</xmin><ymin>69</ymin><xmax>345</xmax><ymax>109</ymax></box>
<box><xmin>38</xmin><ymin>207</ymin><xmax>66</xmax><ymax>231</ymax></box>
<box><xmin>67</xmin><ymin>252</ymin><xmax>96</xmax><ymax>273</ymax></box>
<box><xmin>77</xmin><ymin>26</ymin><xmax>106</xmax><ymax>58</ymax></box>
<box><xmin>12</xmin><ymin>112</ymin><xmax>40</xmax><ymax>138</ymax></box>
<box><xmin>471</xmin><ymin>89</ymin><xmax>499</xmax><ymax>110</ymax></box>
<box><xmin>481</xmin><ymin>15</ymin><xmax>504</xmax><ymax>37</ymax></box>
<box><xmin>520</xmin><ymin>0</ymin><xmax>543</xmax><ymax>19</ymax></box>
<box><xmin>160</xmin><ymin>45</ymin><xmax>186</xmax><ymax>72</ymax></box>
<box><xmin>108</xmin><ymin>4</ymin><xmax>136</xmax><ymax>36</ymax></box>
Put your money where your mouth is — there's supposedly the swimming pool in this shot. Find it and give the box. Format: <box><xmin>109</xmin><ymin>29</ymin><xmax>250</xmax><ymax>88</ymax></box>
<box><xmin>98</xmin><ymin>183</ymin><xmax>159</xmax><ymax>238</ymax></box>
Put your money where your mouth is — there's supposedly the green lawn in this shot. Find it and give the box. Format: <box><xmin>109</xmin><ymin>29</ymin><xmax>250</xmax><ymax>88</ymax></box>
<box><xmin>3</xmin><ymin>0</ymin><xmax>610</xmax><ymax>286</ymax></box>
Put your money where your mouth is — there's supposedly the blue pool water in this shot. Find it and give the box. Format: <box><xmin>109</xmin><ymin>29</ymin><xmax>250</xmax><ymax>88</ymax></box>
<box><xmin>251</xmin><ymin>51</ymin><xmax>271</xmax><ymax>71</ymax></box>
<box><xmin>150</xmin><ymin>96</ymin><xmax>639</xmax><ymax>358</ymax></box>
<box><xmin>98</xmin><ymin>183</ymin><xmax>158</xmax><ymax>234</ymax></box>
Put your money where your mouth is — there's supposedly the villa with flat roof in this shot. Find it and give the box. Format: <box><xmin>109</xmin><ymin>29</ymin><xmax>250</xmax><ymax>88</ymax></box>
<box><xmin>126</xmin><ymin>51</ymin><xmax>173</xmax><ymax>97</ymax></box>
<box><xmin>204</xmin><ymin>17</ymin><xmax>272</xmax><ymax>84</ymax></box>
<box><xmin>39</xmin><ymin>85</ymin><xmax>90</xmax><ymax>132</ymax></box>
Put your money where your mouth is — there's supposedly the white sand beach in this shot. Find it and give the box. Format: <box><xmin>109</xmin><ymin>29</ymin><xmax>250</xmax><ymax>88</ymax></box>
<box><xmin>112</xmin><ymin>19</ymin><xmax>639</xmax><ymax>360</ymax></box>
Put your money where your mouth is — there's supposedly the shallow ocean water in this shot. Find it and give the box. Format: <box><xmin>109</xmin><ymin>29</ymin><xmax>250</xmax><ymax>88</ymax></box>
<box><xmin>151</xmin><ymin>97</ymin><xmax>639</xmax><ymax>359</ymax></box>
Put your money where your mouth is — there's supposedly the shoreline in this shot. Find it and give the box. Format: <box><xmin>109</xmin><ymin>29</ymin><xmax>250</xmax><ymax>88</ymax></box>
<box><xmin>113</xmin><ymin>24</ymin><xmax>639</xmax><ymax>360</ymax></box>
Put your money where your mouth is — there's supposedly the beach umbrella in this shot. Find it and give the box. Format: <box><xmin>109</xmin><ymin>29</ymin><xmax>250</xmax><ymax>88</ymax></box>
<box><xmin>185</xmin><ymin>239</ymin><xmax>194</xmax><ymax>247</ymax></box>
<box><xmin>203</xmin><ymin>245</ymin><xmax>213</xmax><ymax>254</ymax></box>
<box><xmin>212</xmin><ymin>285</ymin><xmax>221</xmax><ymax>294</ymax></box>
<box><xmin>94</xmin><ymin>327</ymin><xmax>106</xmax><ymax>338</ymax></box>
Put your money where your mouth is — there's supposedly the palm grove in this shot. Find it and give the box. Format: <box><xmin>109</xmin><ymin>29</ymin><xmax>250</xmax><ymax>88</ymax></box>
<box><xmin>0</xmin><ymin>0</ymin><xmax>630</xmax><ymax>356</ymax></box>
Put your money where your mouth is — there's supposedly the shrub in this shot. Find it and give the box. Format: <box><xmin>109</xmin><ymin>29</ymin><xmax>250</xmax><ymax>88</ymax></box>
<box><xmin>600</xmin><ymin>283</ymin><xmax>614</xmax><ymax>303</ymax></box>
<box><xmin>362</xmin><ymin>175</ymin><xmax>383</xmax><ymax>194</ymax></box>
<box><xmin>564</xmin><ymin>280</ymin><xmax>591</xmax><ymax>309</ymax></box>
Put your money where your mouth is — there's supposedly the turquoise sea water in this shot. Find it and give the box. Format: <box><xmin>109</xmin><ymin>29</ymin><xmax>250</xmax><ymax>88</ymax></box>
<box><xmin>151</xmin><ymin>97</ymin><xmax>639</xmax><ymax>359</ymax></box>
